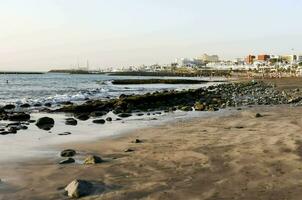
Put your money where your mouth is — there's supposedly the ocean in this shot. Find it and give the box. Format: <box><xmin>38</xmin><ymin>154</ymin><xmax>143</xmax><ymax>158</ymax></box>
<box><xmin>0</xmin><ymin>73</ymin><xmax>226</xmax><ymax>164</ymax></box>
<box><xmin>0</xmin><ymin>73</ymin><xmax>222</xmax><ymax>106</ymax></box>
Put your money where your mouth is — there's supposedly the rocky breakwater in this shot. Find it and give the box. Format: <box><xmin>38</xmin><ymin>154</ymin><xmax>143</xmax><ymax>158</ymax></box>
<box><xmin>0</xmin><ymin>80</ymin><xmax>300</xmax><ymax>136</ymax></box>
<box><xmin>53</xmin><ymin>81</ymin><xmax>296</xmax><ymax>118</ymax></box>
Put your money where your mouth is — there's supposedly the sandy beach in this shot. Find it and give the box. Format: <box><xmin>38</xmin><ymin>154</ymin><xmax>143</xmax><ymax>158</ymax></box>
<box><xmin>1</xmin><ymin>104</ymin><xmax>302</xmax><ymax>200</ymax></box>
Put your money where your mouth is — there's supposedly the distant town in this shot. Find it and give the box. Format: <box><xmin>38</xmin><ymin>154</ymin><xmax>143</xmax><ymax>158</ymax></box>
<box><xmin>49</xmin><ymin>53</ymin><xmax>302</xmax><ymax>77</ymax></box>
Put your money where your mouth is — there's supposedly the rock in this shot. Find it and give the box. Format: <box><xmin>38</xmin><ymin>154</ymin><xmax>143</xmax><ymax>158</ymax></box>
<box><xmin>136</xmin><ymin>113</ymin><xmax>144</xmax><ymax>116</ymax></box>
<box><xmin>124</xmin><ymin>148</ymin><xmax>135</xmax><ymax>152</ymax></box>
<box><xmin>64</xmin><ymin>179</ymin><xmax>93</xmax><ymax>198</ymax></box>
<box><xmin>116</xmin><ymin>118</ymin><xmax>122</xmax><ymax>121</ymax></box>
<box><xmin>20</xmin><ymin>125</ymin><xmax>28</xmax><ymax>130</ymax></box>
<box><xmin>8</xmin><ymin>127</ymin><xmax>18</xmax><ymax>133</ymax></box>
<box><xmin>28</xmin><ymin>120</ymin><xmax>36</xmax><ymax>123</ymax></box>
<box><xmin>59</xmin><ymin>158</ymin><xmax>75</xmax><ymax>164</ymax></box>
<box><xmin>180</xmin><ymin>106</ymin><xmax>193</xmax><ymax>111</ymax></box>
<box><xmin>90</xmin><ymin>111</ymin><xmax>107</xmax><ymax>117</ymax></box>
<box><xmin>44</xmin><ymin>103</ymin><xmax>52</xmax><ymax>107</ymax></box>
<box><xmin>106</xmin><ymin>117</ymin><xmax>112</xmax><ymax>122</ymax></box>
<box><xmin>255</xmin><ymin>113</ymin><xmax>263</xmax><ymax>118</ymax></box>
<box><xmin>33</xmin><ymin>103</ymin><xmax>42</xmax><ymax>107</ymax></box>
<box><xmin>76</xmin><ymin>114</ymin><xmax>90</xmax><ymax>121</ymax></box>
<box><xmin>3</xmin><ymin>104</ymin><xmax>15</xmax><ymax>110</ymax></box>
<box><xmin>62</xmin><ymin>101</ymin><xmax>73</xmax><ymax>105</ymax></box>
<box><xmin>132</xmin><ymin>139</ymin><xmax>143</xmax><ymax>143</ymax></box>
<box><xmin>92</xmin><ymin>119</ymin><xmax>106</xmax><ymax>124</ymax></box>
<box><xmin>0</xmin><ymin>131</ymin><xmax>13</xmax><ymax>135</ymax></box>
<box><xmin>60</xmin><ymin>149</ymin><xmax>76</xmax><ymax>157</ymax></box>
<box><xmin>65</xmin><ymin>118</ymin><xmax>77</xmax><ymax>126</ymax></box>
<box><xmin>194</xmin><ymin>102</ymin><xmax>205</xmax><ymax>111</ymax></box>
<box><xmin>118</xmin><ymin>113</ymin><xmax>132</xmax><ymax>118</ymax></box>
<box><xmin>20</xmin><ymin>103</ymin><xmax>30</xmax><ymax>108</ymax></box>
<box><xmin>83</xmin><ymin>155</ymin><xmax>103</xmax><ymax>164</ymax></box>
<box><xmin>58</xmin><ymin>132</ymin><xmax>72</xmax><ymax>136</ymax></box>
<box><xmin>36</xmin><ymin>117</ymin><xmax>55</xmax><ymax>130</ymax></box>
<box><xmin>8</xmin><ymin>113</ymin><xmax>30</xmax><ymax>121</ymax></box>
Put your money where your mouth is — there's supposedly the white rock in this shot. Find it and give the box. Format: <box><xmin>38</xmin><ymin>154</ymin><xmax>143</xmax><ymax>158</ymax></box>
<box><xmin>65</xmin><ymin>179</ymin><xmax>93</xmax><ymax>198</ymax></box>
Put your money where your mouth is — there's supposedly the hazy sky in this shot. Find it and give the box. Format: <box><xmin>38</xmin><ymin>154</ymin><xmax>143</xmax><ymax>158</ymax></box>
<box><xmin>0</xmin><ymin>0</ymin><xmax>302</xmax><ymax>71</ymax></box>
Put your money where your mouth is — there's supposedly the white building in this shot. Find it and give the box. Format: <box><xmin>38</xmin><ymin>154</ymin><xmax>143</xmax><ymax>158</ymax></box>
<box><xmin>199</xmin><ymin>54</ymin><xmax>219</xmax><ymax>62</ymax></box>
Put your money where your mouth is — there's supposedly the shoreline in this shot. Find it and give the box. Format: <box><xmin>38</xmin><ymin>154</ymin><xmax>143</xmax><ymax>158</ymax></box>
<box><xmin>2</xmin><ymin>104</ymin><xmax>302</xmax><ymax>199</ymax></box>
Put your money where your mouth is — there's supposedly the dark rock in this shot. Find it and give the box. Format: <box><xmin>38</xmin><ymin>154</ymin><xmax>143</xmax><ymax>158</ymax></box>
<box><xmin>0</xmin><ymin>131</ymin><xmax>13</xmax><ymax>135</ymax></box>
<box><xmin>33</xmin><ymin>103</ymin><xmax>42</xmax><ymax>107</ymax></box>
<box><xmin>20</xmin><ymin>125</ymin><xmax>28</xmax><ymax>130</ymax></box>
<box><xmin>76</xmin><ymin>114</ymin><xmax>90</xmax><ymax>121</ymax></box>
<box><xmin>58</xmin><ymin>132</ymin><xmax>72</xmax><ymax>136</ymax></box>
<box><xmin>3</xmin><ymin>104</ymin><xmax>15</xmax><ymax>110</ymax></box>
<box><xmin>65</xmin><ymin>118</ymin><xmax>77</xmax><ymax>126</ymax></box>
<box><xmin>8</xmin><ymin>113</ymin><xmax>30</xmax><ymax>121</ymax></box>
<box><xmin>62</xmin><ymin>101</ymin><xmax>73</xmax><ymax>105</ymax></box>
<box><xmin>118</xmin><ymin>113</ymin><xmax>132</xmax><ymax>118</ymax></box>
<box><xmin>20</xmin><ymin>103</ymin><xmax>30</xmax><ymax>108</ymax></box>
<box><xmin>59</xmin><ymin>158</ymin><xmax>75</xmax><ymax>164</ymax></box>
<box><xmin>83</xmin><ymin>155</ymin><xmax>103</xmax><ymax>164</ymax></box>
<box><xmin>60</xmin><ymin>149</ymin><xmax>76</xmax><ymax>157</ymax></box>
<box><xmin>92</xmin><ymin>119</ymin><xmax>106</xmax><ymax>124</ymax></box>
<box><xmin>44</xmin><ymin>103</ymin><xmax>52</xmax><ymax>107</ymax></box>
<box><xmin>8</xmin><ymin>127</ymin><xmax>18</xmax><ymax>133</ymax></box>
<box><xmin>255</xmin><ymin>113</ymin><xmax>263</xmax><ymax>118</ymax></box>
<box><xmin>116</xmin><ymin>118</ymin><xmax>122</xmax><ymax>121</ymax></box>
<box><xmin>132</xmin><ymin>139</ymin><xmax>143</xmax><ymax>143</ymax></box>
<box><xmin>124</xmin><ymin>148</ymin><xmax>135</xmax><ymax>152</ymax></box>
<box><xmin>90</xmin><ymin>111</ymin><xmax>107</xmax><ymax>117</ymax></box>
<box><xmin>136</xmin><ymin>113</ymin><xmax>144</xmax><ymax>116</ymax></box>
<box><xmin>106</xmin><ymin>117</ymin><xmax>112</xmax><ymax>122</ymax></box>
<box><xmin>35</xmin><ymin>117</ymin><xmax>55</xmax><ymax>130</ymax></box>
<box><xmin>28</xmin><ymin>120</ymin><xmax>36</xmax><ymax>123</ymax></box>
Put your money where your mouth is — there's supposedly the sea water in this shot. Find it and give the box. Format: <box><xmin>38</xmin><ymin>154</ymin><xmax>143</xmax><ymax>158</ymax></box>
<box><xmin>0</xmin><ymin>73</ymin><xmax>226</xmax><ymax>163</ymax></box>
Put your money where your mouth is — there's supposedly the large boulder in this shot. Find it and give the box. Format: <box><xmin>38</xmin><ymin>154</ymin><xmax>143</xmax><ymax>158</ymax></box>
<box><xmin>8</xmin><ymin>113</ymin><xmax>31</xmax><ymax>121</ymax></box>
<box><xmin>90</xmin><ymin>111</ymin><xmax>107</xmax><ymax>117</ymax></box>
<box><xmin>83</xmin><ymin>155</ymin><xmax>103</xmax><ymax>164</ymax></box>
<box><xmin>20</xmin><ymin>103</ymin><xmax>30</xmax><ymax>108</ymax></box>
<box><xmin>92</xmin><ymin>119</ymin><xmax>105</xmax><ymax>124</ymax></box>
<box><xmin>64</xmin><ymin>179</ymin><xmax>93</xmax><ymax>198</ymax></box>
<box><xmin>194</xmin><ymin>102</ymin><xmax>205</xmax><ymax>111</ymax></box>
<box><xmin>106</xmin><ymin>117</ymin><xmax>112</xmax><ymax>122</ymax></box>
<box><xmin>76</xmin><ymin>114</ymin><xmax>90</xmax><ymax>121</ymax></box>
<box><xmin>117</xmin><ymin>113</ymin><xmax>132</xmax><ymax>118</ymax></box>
<box><xmin>35</xmin><ymin>117</ymin><xmax>55</xmax><ymax>130</ymax></box>
<box><xmin>3</xmin><ymin>104</ymin><xmax>15</xmax><ymax>110</ymax></box>
<box><xmin>65</xmin><ymin>118</ymin><xmax>77</xmax><ymax>126</ymax></box>
<box><xmin>61</xmin><ymin>149</ymin><xmax>76</xmax><ymax>157</ymax></box>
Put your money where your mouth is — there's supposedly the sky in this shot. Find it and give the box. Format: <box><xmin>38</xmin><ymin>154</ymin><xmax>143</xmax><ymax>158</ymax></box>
<box><xmin>0</xmin><ymin>0</ymin><xmax>301</xmax><ymax>71</ymax></box>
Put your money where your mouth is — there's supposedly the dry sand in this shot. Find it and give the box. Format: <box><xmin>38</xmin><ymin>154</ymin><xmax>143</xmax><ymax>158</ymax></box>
<box><xmin>1</xmin><ymin>105</ymin><xmax>302</xmax><ymax>199</ymax></box>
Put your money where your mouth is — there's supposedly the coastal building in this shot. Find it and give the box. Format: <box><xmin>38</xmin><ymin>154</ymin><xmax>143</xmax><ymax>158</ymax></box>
<box><xmin>281</xmin><ymin>55</ymin><xmax>297</xmax><ymax>63</ymax></box>
<box><xmin>245</xmin><ymin>55</ymin><xmax>256</xmax><ymax>64</ymax></box>
<box><xmin>175</xmin><ymin>58</ymin><xmax>205</xmax><ymax>68</ymax></box>
<box><xmin>257</xmin><ymin>54</ymin><xmax>270</xmax><ymax>61</ymax></box>
<box><xmin>199</xmin><ymin>54</ymin><xmax>219</xmax><ymax>62</ymax></box>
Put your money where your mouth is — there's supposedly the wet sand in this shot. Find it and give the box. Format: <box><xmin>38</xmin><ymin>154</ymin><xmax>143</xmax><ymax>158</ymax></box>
<box><xmin>2</xmin><ymin>105</ymin><xmax>302</xmax><ymax>199</ymax></box>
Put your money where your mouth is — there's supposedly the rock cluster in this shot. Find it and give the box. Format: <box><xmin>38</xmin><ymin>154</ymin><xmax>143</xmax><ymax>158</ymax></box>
<box><xmin>54</xmin><ymin>81</ymin><xmax>295</xmax><ymax>117</ymax></box>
